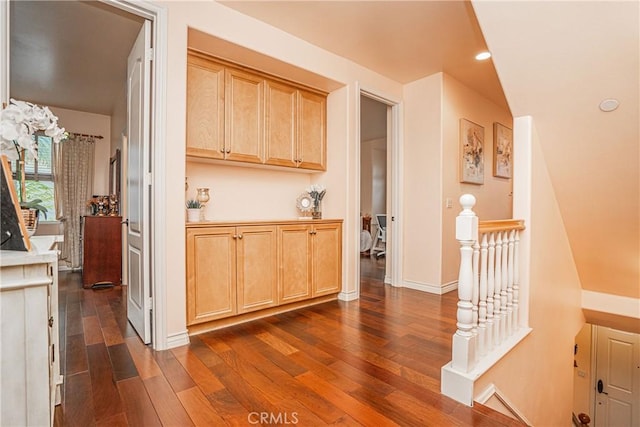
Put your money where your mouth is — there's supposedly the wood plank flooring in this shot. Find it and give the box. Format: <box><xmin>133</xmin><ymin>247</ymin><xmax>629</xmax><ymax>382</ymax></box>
<box><xmin>54</xmin><ymin>256</ymin><xmax>523</xmax><ymax>426</ymax></box>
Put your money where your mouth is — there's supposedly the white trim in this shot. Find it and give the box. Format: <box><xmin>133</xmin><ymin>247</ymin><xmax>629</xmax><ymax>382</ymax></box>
<box><xmin>0</xmin><ymin>0</ymin><xmax>8</xmax><ymax>104</ymax></box>
<box><xmin>166</xmin><ymin>330</ymin><xmax>190</xmax><ymax>349</ymax></box>
<box><xmin>102</xmin><ymin>0</ymin><xmax>171</xmax><ymax>350</ymax></box>
<box><xmin>441</xmin><ymin>327</ymin><xmax>532</xmax><ymax>405</ymax></box>
<box><xmin>512</xmin><ymin>116</ymin><xmax>533</xmax><ymax>328</ymax></box>
<box><xmin>338</xmin><ymin>289</ymin><xmax>359</xmax><ymax>302</ymax></box>
<box><xmin>356</xmin><ymin>83</ymin><xmax>402</xmax><ymax>295</ymax></box>
<box><xmin>582</xmin><ymin>290</ymin><xmax>640</xmax><ymax>319</ymax></box>
<box><xmin>475</xmin><ymin>383</ymin><xmax>533</xmax><ymax>426</ymax></box>
<box><xmin>401</xmin><ymin>279</ymin><xmax>457</xmax><ymax>295</ymax></box>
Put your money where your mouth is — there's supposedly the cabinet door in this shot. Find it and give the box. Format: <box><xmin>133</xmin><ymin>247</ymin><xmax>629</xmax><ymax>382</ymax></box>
<box><xmin>312</xmin><ymin>222</ymin><xmax>342</xmax><ymax>296</ymax></box>
<box><xmin>278</xmin><ymin>224</ymin><xmax>312</xmax><ymax>304</ymax></box>
<box><xmin>82</xmin><ymin>216</ymin><xmax>122</xmax><ymax>288</ymax></box>
<box><xmin>186</xmin><ymin>55</ymin><xmax>225</xmax><ymax>159</ymax></box>
<box><xmin>236</xmin><ymin>226</ymin><xmax>277</xmax><ymax>313</ymax></box>
<box><xmin>186</xmin><ymin>227</ymin><xmax>237</xmax><ymax>325</ymax></box>
<box><xmin>225</xmin><ymin>68</ymin><xmax>264</xmax><ymax>164</ymax></box>
<box><xmin>297</xmin><ymin>89</ymin><xmax>326</xmax><ymax>171</ymax></box>
<box><xmin>264</xmin><ymin>80</ymin><xmax>297</xmax><ymax>168</ymax></box>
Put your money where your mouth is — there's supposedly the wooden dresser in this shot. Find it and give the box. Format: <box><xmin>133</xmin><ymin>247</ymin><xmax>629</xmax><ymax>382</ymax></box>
<box><xmin>82</xmin><ymin>216</ymin><xmax>122</xmax><ymax>288</ymax></box>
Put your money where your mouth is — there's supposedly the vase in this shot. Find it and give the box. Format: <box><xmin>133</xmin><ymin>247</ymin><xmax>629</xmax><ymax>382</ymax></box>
<box><xmin>312</xmin><ymin>202</ymin><xmax>322</xmax><ymax>219</ymax></box>
<box><xmin>186</xmin><ymin>208</ymin><xmax>201</xmax><ymax>222</ymax></box>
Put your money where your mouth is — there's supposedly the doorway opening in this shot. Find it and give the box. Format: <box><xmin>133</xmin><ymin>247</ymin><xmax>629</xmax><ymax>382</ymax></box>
<box><xmin>7</xmin><ymin>0</ymin><xmax>167</xmax><ymax>348</ymax></box>
<box><xmin>358</xmin><ymin>90</ymin><xmax>400</xmax><ymax>293</ymax></box>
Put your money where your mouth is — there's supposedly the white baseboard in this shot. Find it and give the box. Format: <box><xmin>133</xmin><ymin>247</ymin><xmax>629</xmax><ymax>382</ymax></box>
<box><xmin>401</xmin><ymin>279</ymin><xmax>458</xmax><ymax>295</ymax></box>
<box><xmin>338</xmin><ymin>290</ymin><xmax>359</xmax><ymax>301</ymax></box>
<box><xmin>165</xmin><ymin>330</ymin><xmax>190</xmax><ymax>349</ymax></box>
<box><xmin>475</xmin><ymin>383</ymin><xmax>533</xmax><ymax>426</ymax></box>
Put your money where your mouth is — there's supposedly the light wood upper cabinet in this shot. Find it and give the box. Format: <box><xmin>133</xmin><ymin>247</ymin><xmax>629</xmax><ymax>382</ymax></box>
<box><xmin>186</xmin><ymin>50</ymin><xmax>327</xmax><ymax>171</ymax></box>
<box><xmin>186</xmin><ymin>227</ymin><xmax>237</xmax><ymax>325</ymax></box>
<box><xmin>186</xmin><ymin>54</ymin><xmax>225</xmax><ymax>159</ymax></box>
<box><xmin>225</xmin><ymin>68</ymin><xmax>264</xmax><ymax>164</ymax></box>
<box><xmin>265</xmin><ymin>80</ymin><xmax>297</xmax><ymax>168</ymax></box>
<box><xmin>297</xmin><ymin>89</ymin><xmax>327</xmax><ymax>171</ymax></box>
<box><xmin>236</xmin><ymin>225</ymin><xmax>277</xmax><ymax>313</ymax></box>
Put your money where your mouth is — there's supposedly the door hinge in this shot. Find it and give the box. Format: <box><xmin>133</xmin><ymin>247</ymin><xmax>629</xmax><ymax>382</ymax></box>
<box><xmin>146</xmin><ymin>48</ymin><xmax>154</xmax><ymax>61</ymax></box>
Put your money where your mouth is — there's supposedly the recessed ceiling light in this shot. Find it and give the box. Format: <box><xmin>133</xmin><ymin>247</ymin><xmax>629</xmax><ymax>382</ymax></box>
<box><xmin>475</xmin><ymin>51</ymin><xmax>491</xmax><ymax>61</ymax></box>
<box><xmin>599</xmin><ymin>99</ymin><xmax>619</xmax><ymax>112</ymax></box>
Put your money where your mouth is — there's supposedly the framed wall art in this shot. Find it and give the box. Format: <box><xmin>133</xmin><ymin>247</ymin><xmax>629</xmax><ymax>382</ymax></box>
<box><xmin>493</xmin><ymin>122</ymin><xmax>513</xmax><ymax>178</ymax></box>
<box><xmin>459</xmin><ymin>118</ymin><xmax>484</xmax><ymax>184</ymax></box>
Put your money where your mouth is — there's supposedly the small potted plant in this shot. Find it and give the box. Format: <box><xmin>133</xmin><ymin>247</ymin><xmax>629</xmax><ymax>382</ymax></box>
<box><xmin>185</xmin><ymin>199</ymin><xmax>202</xmax><ymax>222</ymax></box>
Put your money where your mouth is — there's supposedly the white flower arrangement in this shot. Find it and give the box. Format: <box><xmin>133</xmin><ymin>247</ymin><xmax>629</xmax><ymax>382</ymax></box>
<box><xmin>0</xmin><ymin>98</ymin><xmax>67</xmax><ymax>160</ymax></box>
<box><xmin>306</xmin><ymin>184</ymin><xmax>326</xmax><ymax>209</ymax></box>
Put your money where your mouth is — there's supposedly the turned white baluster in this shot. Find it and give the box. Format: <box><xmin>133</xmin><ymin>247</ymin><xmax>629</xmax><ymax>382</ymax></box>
<box><xmin>452</xmin><ymin>194</ymin><xmax>478</xmax><ymax>372</ymax></box>
<box><xmin>506</xmin><ymin>230</ymin><xmax>515</xmax><ymax>336</ymax></box>
<box><xmin>486</xmin><ymin>232</ymin><xmax>495</xmax><ymax>351</ymax></box>
<box><xmin>472</xmin><ymin>240</ymin><xmax>480</xmax><ymax>338</ymax></box>
<box><xmin>478</xmin><ymin>234</ymin><xmax>488</xmax><ymax>356</ymax></box>
<box><xmin>494</xmin><ymin>232</ymin><xmax>503</xmax><ymax>344</ymax></box>
<box><xmin>512</xmin><ymin>230</ymin><xmax>521</xmax><ymax>328</ymax></box>
<box><xmin>500</xmin><ymin>231</ymin><xmax>509</xmax><ymax>341</ymax></box>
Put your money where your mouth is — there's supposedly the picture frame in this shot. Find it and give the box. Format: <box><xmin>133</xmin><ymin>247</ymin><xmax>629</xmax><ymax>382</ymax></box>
<box><xmin>459</xmin><ymin>118</ymin><xmax>484</xmax><ymax>184</ymax></box>
<box><xmin>0</xmin><ymin>155</ymin><xmax>31</xmax><ymax>251</ymax></box>
<box><xmin>493</xmin><ymin>122</ymin><xmax>513</xmax><ymax>178</ymax></box>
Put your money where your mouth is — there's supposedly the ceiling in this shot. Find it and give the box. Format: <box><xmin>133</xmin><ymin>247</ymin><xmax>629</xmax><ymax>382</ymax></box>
<box><xmin>10</xmin><ymin>0</ymin><xmax>506</xmax><ymax>115</ymax></box>
<box><xmin>10</xmin><ymin>1</ymin><xmax>143</xmax><ymax>115</ymax></box>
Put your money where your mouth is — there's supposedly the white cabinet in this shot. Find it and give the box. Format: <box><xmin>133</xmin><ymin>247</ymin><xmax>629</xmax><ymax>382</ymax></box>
<box><xmin>1</xmin><ymin>236</ymin><xmax>62</xmax><ymax>427</ymax></box>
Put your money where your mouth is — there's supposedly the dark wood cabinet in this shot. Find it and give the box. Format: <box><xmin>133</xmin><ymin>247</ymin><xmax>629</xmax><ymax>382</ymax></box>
<box><xmin>82</xmin><ymin>216</ymin><xmax>122</xmax><ymax>288</ymax></box>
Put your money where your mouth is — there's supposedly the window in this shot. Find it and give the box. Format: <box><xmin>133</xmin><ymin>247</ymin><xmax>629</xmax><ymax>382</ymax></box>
<box><xmin>12</xmin><ymin>134</ymin><xmax>56</xmax><ymax>220</ymax></box>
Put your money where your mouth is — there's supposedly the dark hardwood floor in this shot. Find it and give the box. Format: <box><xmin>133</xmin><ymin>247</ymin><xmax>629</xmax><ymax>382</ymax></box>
<box><xmin>54</xmin><ymin>255</ymin><xmax>523</xmax><ymax>426</ymax></box>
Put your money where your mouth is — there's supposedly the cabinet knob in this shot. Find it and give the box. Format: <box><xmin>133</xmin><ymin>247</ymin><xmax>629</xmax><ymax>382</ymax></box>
<box><xmin>238</xmin><ymin>234</ymin><xmax>243</xmax><ymax>239</ymax></box>
<box><xmin>233</xmin><ymin>234</ymin><xmax>238</xmax><ymax>239</ymax></box>
<box><xmin>226</xmin><ymin>148</ymin><xmax>231</xmax><ymax>154</ymax></box>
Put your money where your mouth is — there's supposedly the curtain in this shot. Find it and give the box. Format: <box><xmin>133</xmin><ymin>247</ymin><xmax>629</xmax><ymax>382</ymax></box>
<box><xmin>53</xmin><ymin>135</ymin><xmax>94</xmax><ymax>268</ymax></box>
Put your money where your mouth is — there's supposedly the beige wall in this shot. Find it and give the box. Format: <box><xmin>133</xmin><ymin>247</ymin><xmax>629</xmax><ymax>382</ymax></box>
<box><xmin>50</xmin><ymin>106</ymin><xmax>111</xmax><ymax>195</ymax></box>
<box><xmin>162</xmin><ymin>1</ymin><xmax>403</xmax><ymax>338</ymax></box>
<box><xmin>441</xmin><ymin>74</ymin><xmax>513</xmax><ymax>284</ymax></box>
<box><xmin>401</xmin><ymin>72</ymin><xmax>513</xmax><ymax>290</ymax></box>
<box><xmin>476</xmin><ymin>121</ymin><xmax>584</xmax><ymax>425</ymax></box>
<box><xmin>402</xmin><ymin>73</ymin><xmax>443</xmax><ymax>288</ymax></box>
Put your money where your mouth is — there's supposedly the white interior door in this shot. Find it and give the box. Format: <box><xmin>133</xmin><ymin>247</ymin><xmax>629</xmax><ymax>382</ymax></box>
<box><xmin>594</xmin><ymin>326</ymin><xmax>640</xmax><ymax>426</ymax></box>
<box><xmin>126</xmin><ymin>20</ymin><xmax>152</xmax><ymax>344</ymax></box>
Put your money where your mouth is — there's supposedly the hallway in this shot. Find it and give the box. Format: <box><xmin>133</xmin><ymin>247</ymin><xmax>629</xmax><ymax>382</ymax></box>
<box><xmin>54</xmin><ymin>263</ymin><xmax>522</xmax><ymax>426</ymax></box>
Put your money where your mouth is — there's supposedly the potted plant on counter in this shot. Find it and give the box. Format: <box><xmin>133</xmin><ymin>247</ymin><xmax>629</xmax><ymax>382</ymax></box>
<box><xmin>185</xmin><ymin>199</ymin><xmax>202</xmax><ymax>222</ymax></box>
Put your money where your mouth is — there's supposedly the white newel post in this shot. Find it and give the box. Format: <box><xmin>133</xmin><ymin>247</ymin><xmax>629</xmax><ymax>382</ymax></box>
<box><xmin>452</xmin><ymin>194</ymin><xmax>478</xmax><ymax>372</ymax></box>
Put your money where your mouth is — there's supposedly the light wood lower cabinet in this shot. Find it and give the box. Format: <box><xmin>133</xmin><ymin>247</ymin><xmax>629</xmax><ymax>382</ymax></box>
<box><xmin>186</xmin><ymin>225</ymin><xmax>277</xmax><ymax>326</ymax></box>
<box><xmin>277</xmin><ymin>221</ymin><xmax>342</xmax><ymax>303</ymax></box>
<box><xmin>186</xmin><ymin>220</ymin><xmax>342</xmax><ymax>329</ymax></box>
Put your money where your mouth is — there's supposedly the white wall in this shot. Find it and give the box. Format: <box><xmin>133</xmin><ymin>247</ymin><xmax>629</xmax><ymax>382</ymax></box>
<box><xmin>50</xmin><ymin>106</ymin><xmax>111</xmax><ymax>195</ymax></box>
<box><xmin>360</xmin><ymin>137</ymin><xmax>386</xmax><ymax>218</ymax></box>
